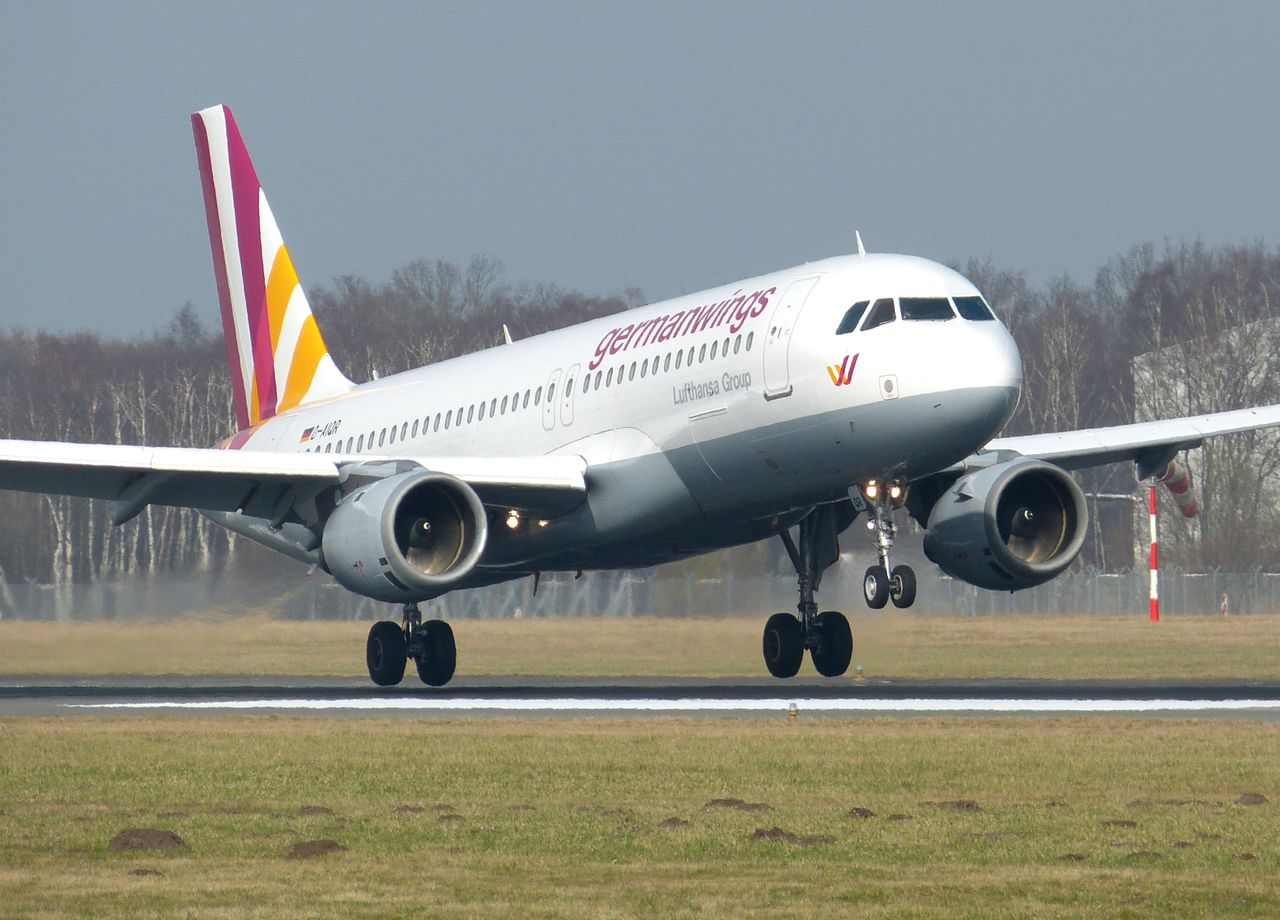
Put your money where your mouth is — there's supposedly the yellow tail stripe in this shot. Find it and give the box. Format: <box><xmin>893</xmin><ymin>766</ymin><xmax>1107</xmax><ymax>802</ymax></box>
<box><xmin>278</xmin><ymin>315</ymin><xmax>329</xmax><ymax>413</ymax></box>
<box><xmin>266</xmin><ymin>245</ymin><xmax>299</xmax><ymax>351</ymax></box>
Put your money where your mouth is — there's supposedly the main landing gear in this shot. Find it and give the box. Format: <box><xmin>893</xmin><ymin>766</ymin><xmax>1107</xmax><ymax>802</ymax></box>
<box><xmin>761</xmin><ymin>486</ymin><xmax>918</xmax><ymax>680</ymax></box>
<box><xmin>764</xmin><ymin>505</ymin><xmax>855</xmax><ymax>679</ymax></box>
<box><xmin>366</xmin><ymin>604</ymin><xmax>456</xmax><ymax>687</ymax></box>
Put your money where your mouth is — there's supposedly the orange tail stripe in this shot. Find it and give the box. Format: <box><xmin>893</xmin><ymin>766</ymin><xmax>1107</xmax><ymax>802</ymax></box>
<box><xmin>278</xmin><ymin>315</ymin><xmax>329</xmax><ymax>413</ymax></box>
<box><xmin>266</xmin><ymin>245</ymin><xmax>299</xmax><ymax>351</ymax></box>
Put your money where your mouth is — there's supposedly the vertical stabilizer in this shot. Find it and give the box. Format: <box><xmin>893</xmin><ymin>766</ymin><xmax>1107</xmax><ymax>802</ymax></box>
<box><xmin>192</xmin><ymin>104</ymin><xmax>352</xmax><ymax>431</ymax></box>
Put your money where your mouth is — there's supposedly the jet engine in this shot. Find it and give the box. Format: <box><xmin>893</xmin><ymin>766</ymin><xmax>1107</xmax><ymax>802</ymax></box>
<box><xmin>921</xmin><ymin>458</ymin><xmax>1088</xmax><ymax>591</ymax></box>
<box><xmin>321</xmin><ymin>470</ymin><xmax>488</xmax><ymax>602</ymax></box>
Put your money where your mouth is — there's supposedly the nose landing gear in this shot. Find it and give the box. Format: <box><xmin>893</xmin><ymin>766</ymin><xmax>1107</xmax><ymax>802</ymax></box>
<box><xmin>862</xmin><ymin>483</ymin><xmax>916</xmax><ymax>610</ymax></box>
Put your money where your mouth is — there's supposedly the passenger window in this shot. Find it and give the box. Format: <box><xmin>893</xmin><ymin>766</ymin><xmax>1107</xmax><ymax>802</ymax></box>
<box><xmin>900</xmin><ymin>297</ymin><xmax>955</xmax><ymax>321</ymax></box>
<box><xmin>357</xmin><ymin>435</ymin><xmax>364</xmax><ymax>451</ymax></box>
<box><xmin>606</xmin><ymin>367</ymin><xmax>614</xmax><ymax>387</ymax></box>
<box><xmin>512</xmin><ymin>390</ymin><xmax>519</xmax><ymax>408</ymax></box>
<box><xmin>443</xmin><ymin>412</ymin><xmax>451</xmax><ymax>431</ymax></box>
<box><xmin>594</xmin><ymin>370</ymin><xmax>602</xmax><ymax>390</ymax></box>
<box><xmin>389</xmin><ymin>425</ymin><xmax>397</xmax><ymax>444</ymax></box>
<box><xmin>861</xmin><ymin>298</ymin><xmax>897</xmax><ymax>331</ymax></box>
<box><xmin>629</xmin><ymin>363</ymin><xmax>636</xmax><ymax>381</ymax></box>
<box><xmin>710</xmin><ymin>341</ymin><xmax>718</xmax><ymax>360</ymax></box>
<box><xmin>479</xmin><ymin>401</ymin><xmax>486</xmax><ymax>421</ymax></box>
<box><xmin>411</xmin><ymin>420</ymin><xmax>419</xmax><ymax>439</ymax></box>
<box><xmin>699</xmin><ymin>344</ymin><xmax>707</xmax><ymax>363</ymax></box>
<box><xmin>675</xmin><ymin>350</ymin><xmax>683</xmax><ymax>370</ymax></box>
<box><xmin>378</xmin><ymin>428</ymin><xmax>387</xmax><ymax>447</ymax></box>
<box><xmin>434</xmin><ymin>413</ymin><xmax>440</xmax><ymax>431</ymax></box>
<box><xmin>722</xmin><ymin>337</ymin><xmax>730</xmax><ymax>355</ymax></box>
<box><xmin>535</xmin><ymin>386</ymin><xmax>542</xmax><ymax>405</ymax></box>
<box><xmin>746</xmin><ymin>331</ymin><xmax>754</xmax><ymax>350</ymax></box>
<box><xmin>325</xmin><ymin>443</ymin><xmax>332</xmax><ymax>453</ymax></box>
<box><xmin>345</xmin><ymin>437</ymin><xmax>353</xmax><ymax>453</ymax></box>
<box><xmin>465</xmin><ymin>405</ymin><xmax>473</xmax><ymax>423</ymax></box>
<box><xmin>954</xmin><ymin>295</ymin><xmax>996</xmax><ymax>321</ymax></box>
<box><xmin>368</xmin><ymin>431</ymin><xmax>375</xmax><ymax>448</ymax></box>
<box><xmin>548</xmin><ymin>383</ymin><xmax>556</xmax><ymax>402</ymax></box>
<box><xmin>582</xmin><ymin>376</ymin><xmax>589</xmax><ymax>395</ymax></box>
<box><xmin>523</xmin><ymin>390</ymin><xmax>531</xmax><ymax>409</ymax></box>
<box><xmin>652</xmin><ymin>355</ymin><xmax>660</xmax><ymax>375</ymax></box>
<box><xmin>663</xmin><ymin>353</ymin><xmax>671</xmax><ymax>372</ymax></box>
<box><xmin>501</xmin><ymin>395</ymin><xmax>509</xmax><ymax>414</ymax></box>
<box><xmin>836</xmin><ymin>300</ymin><xmax>870</xmax><ymax>335</ymax></box>
<box><xmin>734</xmin><ymin>335</ymin><xmax>741</xmax><ymax>354</ymax></box>
<box><xmin>490</xmin><ymin>397</ymin><xmax>497</xmax><ymax>416</ymax></box>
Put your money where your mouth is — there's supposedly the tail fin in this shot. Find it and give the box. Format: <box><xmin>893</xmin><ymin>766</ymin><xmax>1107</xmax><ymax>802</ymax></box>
<box><xmin>192</xmin><ymin>104</ymin><xmax>352</xmax><ymax>430</ymax></box>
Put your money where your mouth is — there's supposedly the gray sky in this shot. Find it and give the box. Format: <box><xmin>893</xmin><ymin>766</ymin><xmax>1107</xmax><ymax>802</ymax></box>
<box><xmin>2</xmin><ymin>1</ymin><xmax>1279</xmax><ymax>335</ymax></box>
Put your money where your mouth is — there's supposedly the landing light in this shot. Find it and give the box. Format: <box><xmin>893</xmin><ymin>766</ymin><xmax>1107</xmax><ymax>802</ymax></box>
<box><xmin>537</xmin><ymin>519</ymin><xmax>549</xmax><ymax>528</ymax></box>
<box><xmin>888</xmin><ymin>483</ymin><xmax>903</xmax><ymax>500</ymax></box>
<box><xmin>505</xmin><ymin>510</ymin><xmax>521</xmax><ymax>530</ymax></box>
<box><xmin>864</xmin><ymin>480</ymin><xmax>879</xmax><ymax>500</ymax></box>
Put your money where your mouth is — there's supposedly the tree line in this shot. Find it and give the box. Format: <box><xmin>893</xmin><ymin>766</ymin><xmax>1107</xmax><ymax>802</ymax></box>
<box><xmin>0</xmin><ymin>242</ymin><xmax>1278</xmax><ymax>593</ymax></box>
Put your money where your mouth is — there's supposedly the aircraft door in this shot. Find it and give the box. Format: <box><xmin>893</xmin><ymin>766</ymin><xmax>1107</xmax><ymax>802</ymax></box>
<box><xmin>561</xmin><ymin>363</ymin><xmax>581</xmax><ymax>427</ymax></box>
<box><xmin>541</xmin><ymin>368</ymin><xmax>564</xmax><ymax>431</ymax></box>
<box><xmin>762</xmin><ymin>276</ymin><xmax>821</xmax><ymax>400</ymax></box>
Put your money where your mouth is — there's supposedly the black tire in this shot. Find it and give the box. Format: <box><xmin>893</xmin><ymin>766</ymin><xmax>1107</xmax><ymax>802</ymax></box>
<box><xmin>863</xmin><ymin>566</ymin><xmax>889</xmax><ymax>609</ymax></box>
<box><xmin>890</xmin><ymin>565</ymin><xmax>917</xmax><ymax>609</ymax></box>
<box><xmin>811</xmin><ymin>611</ymin><xmax>853</xmax><ymax>678</ymax></box>
<box><xmin>367</xmin><ymin>620</ymin><xmax>407</xmax><ymax>686</ymax></box>
<box><xmin>762</xmin><ymin>612</ymin><xmax>803</xmax><ymax>679</ymax></box>
<box><xmin>414</xmin><ymin>619</ymin><xmax>457</xmax><ymax>687</ymax></box>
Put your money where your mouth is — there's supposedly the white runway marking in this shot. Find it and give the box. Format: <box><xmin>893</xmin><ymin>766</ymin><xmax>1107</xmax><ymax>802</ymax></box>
<box><xmin>65</xmin><ymin>697</ymin><xmax>1280</xmax><ymax>713</ymax></box>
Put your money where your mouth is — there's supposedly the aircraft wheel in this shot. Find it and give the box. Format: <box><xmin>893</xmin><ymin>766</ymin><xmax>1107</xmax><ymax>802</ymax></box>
<box><xmin>890</xmin><ymin>565</ymin><xmax>917</xmax><ymax>609</ymax></box>
<box><xmin>811</xmin><ymin>611</ymin><xmax>853</xmax><ymax>677</ymax></box>
<box><xmin>762</xmin><ymin>612</ymin><xmax>803</xmax><ymax>679</ymax></box>
<box><xmin>367</xmin><ymin>620</ymin><xmax>407</xmax><ymax>686</ymax></box>
<box><xmin>863</xmin><ymin>566</ymin><xmax>889</xmax><ymax>609</ymax></box>
<box><xmin>414</xmin><ymin>619</ymin><xmax>457</xmax><ymax>687</ymax></box>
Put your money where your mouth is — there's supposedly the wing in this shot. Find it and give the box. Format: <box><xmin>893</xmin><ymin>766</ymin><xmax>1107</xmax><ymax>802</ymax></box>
<box><xmin>979</xmin><ymin>404</ymin><xmax>1280</xmax><ymax>475</ymax></box>
<box><xmin>0</xmin><ymin>440</ymin><xmax>587</xmax><ymax>525</ymax></box>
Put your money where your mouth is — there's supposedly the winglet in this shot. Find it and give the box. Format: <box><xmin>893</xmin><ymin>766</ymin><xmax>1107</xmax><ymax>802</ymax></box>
<box><xmin>192</xmin><ymin>104</ymin><xmax>352</xmax><ymax>431</ymax></box>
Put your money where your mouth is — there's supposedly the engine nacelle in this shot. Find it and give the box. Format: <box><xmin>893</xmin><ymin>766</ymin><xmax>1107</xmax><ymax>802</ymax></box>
<box><xmin>321</xmin><ymin>470</ymin><xmax>488</xmax><ymax>602</ymax></box>
<box><xmin>922</xmin><ymin>458</ymin><xmax>1088</xmax><ymax>591</ymax></box>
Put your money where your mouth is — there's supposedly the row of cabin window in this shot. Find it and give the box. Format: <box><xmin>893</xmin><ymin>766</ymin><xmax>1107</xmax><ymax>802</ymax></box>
<box><xmin>578</xmin><ymin>330</ymin><xmax>754</xmax><ymax>396</ymax></box>
<box><xmin>304</xmin><ymin>329</ymin><xmax>756</xmax><ymax>454</ymax></box>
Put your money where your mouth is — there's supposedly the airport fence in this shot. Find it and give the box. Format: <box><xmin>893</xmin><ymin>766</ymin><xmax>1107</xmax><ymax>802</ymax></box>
<box><xmin>2</xmin><ymin>560</ymin><xmax>1279</xmax><ymax>620</ymax></box>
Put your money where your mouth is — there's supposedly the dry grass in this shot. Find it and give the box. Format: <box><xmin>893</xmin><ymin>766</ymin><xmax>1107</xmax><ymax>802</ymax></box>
<box><xmin>1</xmin><ymin>612</ymin><xmax>1280</xmax><ymax>680</ymax></box>
<box><xmin>0</xmin><ymin>716</ymin><xmax>1277</xmax><ymax>918</ymax></box>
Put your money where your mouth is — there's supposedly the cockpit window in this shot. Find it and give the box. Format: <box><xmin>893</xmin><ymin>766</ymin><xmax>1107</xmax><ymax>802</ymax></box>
<box><xmin>954</xmin><ymin>295</ymin><xmax>996</xmax><ymax>321</ymax></box>
<box><xmin>836</xmin><ymin>300</ymin><xmax>869</xmax><ymax>335</ymax></box>
<box><xmin>900</xmin><ymin>297</ymin><xmax>955</xmax><ymax>321</ymax></box>
<box><xmin>860</xmin><ymin>297</ymin><xmax>897</xmax><ymax>331</ymax></box>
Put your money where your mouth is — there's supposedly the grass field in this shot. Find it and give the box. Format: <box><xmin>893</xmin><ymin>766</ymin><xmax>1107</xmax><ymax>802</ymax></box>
<box><xmin>2</xmin><ymin>612</ymin><xmax>1280</xmax><ymax>680</ymax></box>
<box><xmin>0</xmin><ymin>717</ymin><xmax>1276</xmax><ymax>918</ymax></box>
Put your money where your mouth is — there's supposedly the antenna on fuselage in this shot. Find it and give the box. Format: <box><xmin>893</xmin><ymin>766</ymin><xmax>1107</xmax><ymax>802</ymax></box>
<box><xmin>502</xmin><ymin>323</ymin><xmax>515</xmax><ymax>345</ymax></box>
<box><xmin>855</xmin><ymin>230</ymin><xmax>867</xmax><ymax>257</ymax></box>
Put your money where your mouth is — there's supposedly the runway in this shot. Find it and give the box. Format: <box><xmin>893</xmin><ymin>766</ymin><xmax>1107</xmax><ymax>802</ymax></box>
<box><xmin>6</xmin><ymin>676</ymin><xmax>1280</xmax><ymax>718</ymax></box>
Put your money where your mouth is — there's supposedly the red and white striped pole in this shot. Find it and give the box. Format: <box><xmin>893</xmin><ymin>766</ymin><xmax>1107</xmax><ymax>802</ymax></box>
<box><xmin>1148</xmin><ymin>485</ymin><xmax>1159</xmax><ymax>622</ymax></box>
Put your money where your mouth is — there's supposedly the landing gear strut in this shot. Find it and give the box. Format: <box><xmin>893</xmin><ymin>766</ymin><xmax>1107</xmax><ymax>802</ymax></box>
<box><xmin>763</xmin><ymin>506</ymin><xmax>853</xmax><ymax>679</ymax></box>
<box><xmin>862</xmin><ymin>486</ymin><xmax>916</xmax><ymax>610</ymax></box>
<box><xmin>365</xmin><ymin>604</ymin><xmax>456</xmax><ymax>687</ymax></box>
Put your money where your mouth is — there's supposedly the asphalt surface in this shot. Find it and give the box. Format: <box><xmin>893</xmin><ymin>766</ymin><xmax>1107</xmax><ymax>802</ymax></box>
<box><xmin>5</xmin><ymin>676</ymin><xmax>1280</xmax><ymax>718</ymax></box>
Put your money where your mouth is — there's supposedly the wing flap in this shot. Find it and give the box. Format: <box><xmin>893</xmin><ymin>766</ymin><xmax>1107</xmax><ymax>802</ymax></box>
<box><xmin>0</xmin><ymin>440</ymin><xmax>588</xmax><ymax>521</ymax></box>
<box><xmin>983</xmin><ymin>405</ymin><xmax>1280</xmax><ymax>471</ymax></box>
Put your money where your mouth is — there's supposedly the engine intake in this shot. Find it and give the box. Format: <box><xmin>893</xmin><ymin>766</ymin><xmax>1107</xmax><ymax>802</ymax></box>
<box><xmin>322</xmin><ymin>470</ymin><xmax>488</xmax><ymax>602</ymax></box>
<box><xmin>922</xmin><ymin>458</ymin><xmax>1088</xmax><ymax>591</ymax></box>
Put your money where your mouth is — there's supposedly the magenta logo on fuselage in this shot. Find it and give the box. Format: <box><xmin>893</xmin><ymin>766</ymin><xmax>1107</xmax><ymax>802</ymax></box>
<box><xmin>588</xmin><ymin>286</ymin><xmax>777</xmax><ymax>371</ymax></box>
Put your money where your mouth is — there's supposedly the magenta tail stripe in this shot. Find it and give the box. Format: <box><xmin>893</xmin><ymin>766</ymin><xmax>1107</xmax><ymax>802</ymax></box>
<box><xmin>192</xmin><ymin>112</ymin><xmax>250</xmax><ymax>430</ymax></box>
<box><xmin>224</xmin><ymin>110</ymin><xmax>278</xmax><ymax>420</ymax></box>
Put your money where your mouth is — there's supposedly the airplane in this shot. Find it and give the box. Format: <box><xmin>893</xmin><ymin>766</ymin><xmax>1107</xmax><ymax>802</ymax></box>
<box><xmin>2</xmin><ymin>103</ymin><xmax>1279</xmax><ymax>687</ymax></box>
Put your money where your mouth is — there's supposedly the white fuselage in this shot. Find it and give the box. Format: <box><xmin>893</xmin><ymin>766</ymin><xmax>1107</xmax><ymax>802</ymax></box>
<box><xmin>229</xmin><ymin>253</ymin><xmax>1023</xmax><ymax>573</ymax></box>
